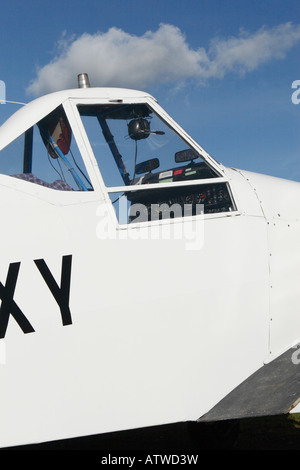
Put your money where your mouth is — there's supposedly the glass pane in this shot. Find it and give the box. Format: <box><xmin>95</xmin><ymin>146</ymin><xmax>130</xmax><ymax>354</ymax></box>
<box><xmin>109</xmin><ymin>182</ymin><xmax>235</xmax><ymax>224</ymax></box>
<box><xmin>0</xmin><ymin>106</ymin><xmax>93</xmax><ymax>192</ymax></box>
<box><xmin>78</xmin><ymin>103</ymin><xmax>219</xmax><ymax>188</ymax></box>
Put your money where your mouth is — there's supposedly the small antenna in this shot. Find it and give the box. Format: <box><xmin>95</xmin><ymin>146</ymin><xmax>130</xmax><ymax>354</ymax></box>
<box><xmin>77</xmin><ymin>73</ymin><xmax>90</xmax><ymax>88</ymax></box>
<box><xmin>0</xmin><ymin>100</ymin><xmax>26</xmax><ymax>106</ymax></box>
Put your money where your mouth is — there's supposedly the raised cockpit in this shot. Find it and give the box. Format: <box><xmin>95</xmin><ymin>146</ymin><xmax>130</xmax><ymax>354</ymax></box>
<box><xmin>0</xmin><ymin>83</ymin><xmax>236</xmax><ymax>223</ymax></box>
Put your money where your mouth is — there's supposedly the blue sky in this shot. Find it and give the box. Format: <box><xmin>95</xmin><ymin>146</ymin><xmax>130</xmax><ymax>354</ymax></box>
<box><xmin>1</xmin><ymin>0</ymin><xmax>300</xmax><ymax>181</ymax></box>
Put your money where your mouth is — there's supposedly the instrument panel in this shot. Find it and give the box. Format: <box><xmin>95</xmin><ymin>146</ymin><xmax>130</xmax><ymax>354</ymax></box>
<box><xmin>127</xmin><ymin>182</ymin><xmax>235</xmax><ymax>223</ymax></box>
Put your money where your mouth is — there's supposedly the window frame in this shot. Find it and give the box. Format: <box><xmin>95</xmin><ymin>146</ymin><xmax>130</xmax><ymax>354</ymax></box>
<box><xmin>0</xmin><ymin>100</ymin><xmax>105</xmax><ymax>206</ymax></box>
<box><xmin>69</xmin><ymin>97</ymin><xmax>240</xmax><ymax>228</ymax></box>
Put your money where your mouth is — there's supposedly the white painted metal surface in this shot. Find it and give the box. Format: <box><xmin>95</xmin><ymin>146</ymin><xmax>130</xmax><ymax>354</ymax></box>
<box><xmin>0</xmin><ymin>84</ymin><xmax>298</xmax><ymax>447</ymax></box>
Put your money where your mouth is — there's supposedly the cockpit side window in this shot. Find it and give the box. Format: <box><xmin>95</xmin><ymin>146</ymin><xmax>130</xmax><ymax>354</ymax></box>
<box><xmin>0</xmin><ymin>105</ymin><xmax>93</xmax><ymax>192</ymax></box>
<box><xmin>78</xmin><ymin>103</ymin><xmax>235</xmax><ymax>223</ymax></box>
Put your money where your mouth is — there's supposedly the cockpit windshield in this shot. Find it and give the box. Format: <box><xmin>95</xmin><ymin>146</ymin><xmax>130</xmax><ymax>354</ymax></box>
<box><xmin>78</xmin><ymin>103</ymin><xmax>219</xmax><ymax>188</ymax></box>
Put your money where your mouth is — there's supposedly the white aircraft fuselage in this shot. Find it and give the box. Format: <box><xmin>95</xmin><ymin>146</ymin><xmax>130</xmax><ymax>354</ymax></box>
<box><xmin>0</xmin><ymin>80</ymin><xmax>299</xmax><ymax>448</ymax></box>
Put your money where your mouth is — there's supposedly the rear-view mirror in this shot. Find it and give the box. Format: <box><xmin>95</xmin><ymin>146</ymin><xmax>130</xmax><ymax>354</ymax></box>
<box><xmin>175</xmin><ymin>149</ymin><xmax>199</xmax><ymax>163</ymax></box>
<box><xmin>135</xmin><ymin>158</ymin><xmax>160</xmax><ymax>174</ymax></box>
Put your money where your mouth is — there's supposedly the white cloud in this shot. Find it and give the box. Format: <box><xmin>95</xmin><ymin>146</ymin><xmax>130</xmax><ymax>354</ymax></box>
<box><xmin>205</xmin><ymin>22</ymin><xmax>300</xmax><ymax>78</ymax></box>
<box><xmin>27</xmin><ymin>22</ymin><xmax>300</xmax><ymax>96</ymax></box>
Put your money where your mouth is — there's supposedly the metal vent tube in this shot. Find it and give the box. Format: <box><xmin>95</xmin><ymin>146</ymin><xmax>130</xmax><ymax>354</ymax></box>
<box><xmin>77</xmin><ymin>73</ymin><xmax>91</xmax><ymax>88</ymax></box>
